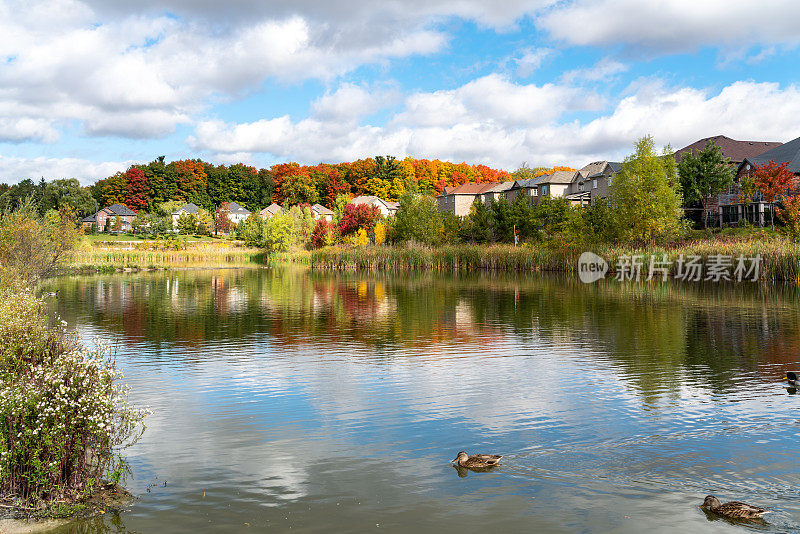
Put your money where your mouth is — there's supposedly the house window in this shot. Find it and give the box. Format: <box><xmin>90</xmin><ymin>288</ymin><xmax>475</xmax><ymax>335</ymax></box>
<box><xmin>541</xmin><ymin>185</ymin><xmax>548</xmax><ymax>195</ymax></box>
<box><xmin>593</xmin><ymin>179</ymin><xmax>597</xmax><ymax>189</ymax></box>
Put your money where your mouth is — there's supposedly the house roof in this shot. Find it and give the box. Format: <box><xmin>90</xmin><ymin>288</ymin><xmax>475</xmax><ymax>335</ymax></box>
<box><xmin>385</xmin><ymin>201</ymin><xmax>399</xmax><ymax>211</ymax></box>
<box><xmin>674</xmin><ymin>135</ymin><xmax>782</xmax><ymax>164</ymax></box>
<box><xmin>511</xmin><ymin>178</ymin><xmax>539</xmax><ymax>189</ymax></box>
<box><xmin>81</xmin><ymin>214</ymin><xmax>96</xmax><ymax>223</ymax></box>
<box><xmin>311</xmin><ymin>203</ymin><xmax>335</xmax><ymax>216</ymax></box>
<box><xmin>260</xmin><ymin>203</ymin><xmax>282</xmax><ymax>216</ymax></box>
<box><xmin>576</xmin><ymin>161</ymin><xmax>608</xmax><ymax>181</ymax></box>
<box><xmin>104</xmin><ymin>204</ymin><xmax>138</xmax><ymax>216</ymax></box>
<box><xmin>351</xmin><ymin>195</ymin><xmax>389</xmax><ymax>206</ymax></box>
<box><xmin>744</xmin><ymin>135</ymin><xmax>800</xmax><ymax>173</ymax></box>
<box><xmin>535</xmin><ymin>170</ymin><xmax>576</xmax><ymax>185</ymax></box>
<box><xmin>438</xmin><ymin>182</ymin><xmax>500</xmax><ymax>196</ymax></box>
<box><xmin>228</xmin><ymin>201</ymin><xmax>251</xmax><ymax>214</ymax></box>
<box><xmin>608</xmin><ymin>162</ymin><xmax>622</xmax><ymax>173</ymax></box>
<box><xmin>172</xmin><ymin>203</ymin><xmax>200</xmax><ymax>215</ymax></box>
<box><xmin>485</xmin><ymin>180</ymin><xmax>515</xmax><ymax>193</ymax></box>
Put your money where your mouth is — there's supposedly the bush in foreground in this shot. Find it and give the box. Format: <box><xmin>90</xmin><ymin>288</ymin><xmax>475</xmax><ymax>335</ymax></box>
<box><xmin>0</xmin><ymin>285</ymin><xmax>148</xmax><ymax>504</ymax></box>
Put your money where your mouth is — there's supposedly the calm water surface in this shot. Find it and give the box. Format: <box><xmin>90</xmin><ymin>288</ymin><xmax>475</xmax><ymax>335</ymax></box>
<box><xmin>44</xmin><ymin>268</ymin><xmax>800</xmax><ymax>533</ymax></box>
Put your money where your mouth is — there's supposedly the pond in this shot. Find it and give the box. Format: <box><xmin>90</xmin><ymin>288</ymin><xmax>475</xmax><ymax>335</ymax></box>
<box><xmin>45</xmin><ymin>267</ymin><xmax>800</xmax><ymax>533</ymax></box>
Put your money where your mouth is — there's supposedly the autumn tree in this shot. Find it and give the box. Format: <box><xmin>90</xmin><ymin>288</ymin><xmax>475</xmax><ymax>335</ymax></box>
<box><xmin>752</xmin><ymin>160</ymin><xmax>796</xmax><ymax>229</ymax></box>
<box><xmin>215</xmin><ymin>202</ymin><xmax>233</xmax><ymax>235</ymax></box>
<box><xmin>125</xmin><ymin>167</ymin><xmax>150</xmax><ymax>212</ymax></box>
<box><xmin>282</xmin><ymin>174</ymin><xmax>319</xmax><ymax>206</ymax></box>
<box><xmin>678</xmin><ymin>140</ymin><xmax>735</xmax><ymax>228</ymax></box>
<box><xmin>338</xmin><ymin>203</ymin><xmax>380</xmax><ymax>236</ymax></box>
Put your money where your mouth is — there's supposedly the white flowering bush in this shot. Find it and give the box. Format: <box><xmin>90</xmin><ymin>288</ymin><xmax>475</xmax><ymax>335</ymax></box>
<box><xmin>0</xmin><ymin>284</ymin><xmax>147</xmax><ymax>503</ymax></box>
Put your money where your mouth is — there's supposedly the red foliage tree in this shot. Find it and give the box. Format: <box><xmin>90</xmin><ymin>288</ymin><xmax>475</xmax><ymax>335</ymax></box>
<box><xmin>311</xmin><ymin>218</ymin><xmax>336</xmax><ymax>248</ymax></box>
<box><xmin>322</xmin><ymin>167</ymin><xmax>351</xmax><ymax>205</ymax></box>
<box><xmin>753</xmin><ymin>160</ymin><xmax>797</xmax><ymax>228</ymax></box>
<box><xmin>215</xmin><ymin>202</ymin><xmax>233</xmax><ymax>235</ymax></box>
<box><xmin>125</xmin><ymin>167</ymin><xmax>150</xmax><ymax>211</ymax></box>
<box><xmin>338</xmin><ymin>203</ymin><xmax>381</xmax><ymax>236</ymax></box>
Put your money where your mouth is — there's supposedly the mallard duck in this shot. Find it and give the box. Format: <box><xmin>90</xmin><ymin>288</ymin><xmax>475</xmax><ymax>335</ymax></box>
<box><xmin>786</xmin><ymin>372</ymin><xmax>798</xmax><ymax>387</ymax></box>
<box><xmin>451</xmin><ymin>451</ymin><xmax>502</xmax><ymax>468</ymax></box>
<box><xmin>43</xmin><ymin>289</ymin><xmax>60</xmax><ymax>298</ymax></box>
<box><xmin>701</xmin><ymin>495</ymin><xmax>768</xmax><ymax>520</ymax></box>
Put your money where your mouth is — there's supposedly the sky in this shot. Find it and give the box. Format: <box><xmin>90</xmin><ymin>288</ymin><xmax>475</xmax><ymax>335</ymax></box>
<box><xmin>2</xmin><ymin>0</ymin><xmax>800</xmax><ymax>185</ymax></box>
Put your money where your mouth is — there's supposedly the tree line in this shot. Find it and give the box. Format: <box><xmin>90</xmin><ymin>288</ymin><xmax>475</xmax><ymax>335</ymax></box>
<box><xmin>0</xmin><ymin>156</ymin><xmax>519</xmax><ymax>220</ymax></box>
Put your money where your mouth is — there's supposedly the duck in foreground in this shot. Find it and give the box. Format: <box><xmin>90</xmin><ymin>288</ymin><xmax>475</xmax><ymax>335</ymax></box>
<box><xmin>787</xmin><ymin>371</ymin><xmax>798</xmax><ymax>387</ymax></box>
<box><xmin>701</xmin><ymin>495</ymin><xmax>768</xmax><ymax>520</ymax></box>
<box><xmin>451</xmin><ymin>451</ymin><xmax>502</xmax><ymax>468</ymax></box>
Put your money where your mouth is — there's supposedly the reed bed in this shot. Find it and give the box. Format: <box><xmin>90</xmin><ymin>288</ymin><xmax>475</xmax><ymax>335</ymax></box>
<box><xmin>283</xmin><ymin>237</ymin><xmax>800</xmax><ymax>282</ymax></box>
<box><xmin>66</xmin><ymin>242</ymin><xmax>265</xmax><ymax>271</ymax></box>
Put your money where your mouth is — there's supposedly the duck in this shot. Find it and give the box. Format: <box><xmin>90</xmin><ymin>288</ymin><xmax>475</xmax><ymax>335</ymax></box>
<box><xmin>43</xmin><ymin>289</ymin><xmax>60</xmax><ymax>298</ymax></box>
<box><xmin>451</xmin><ymin>451</ymin><xmax>502</xmax><ymax>469</ymax></box>
<box><xmin>786</xmin><ymin>371</ymin><xmax>798</xmax><ymax>387</ymax></box>
<box><xmin>701</xmin><ymin>495</ymin><xmax>768</xmax><ymax>520</ymax></box>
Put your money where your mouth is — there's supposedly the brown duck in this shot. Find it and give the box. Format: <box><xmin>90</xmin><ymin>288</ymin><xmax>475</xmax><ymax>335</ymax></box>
<box><xmin>451</xmin><ymin>451</ymin><xmax>502</xmax><ymax>468</ymax></box>
<box><xmin>701</xmin><ymin>495</ymin><xmax>768</xmax><ymax>520</ymax></box>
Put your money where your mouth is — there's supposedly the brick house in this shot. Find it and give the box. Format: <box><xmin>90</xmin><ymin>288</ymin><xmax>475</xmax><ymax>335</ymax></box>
<box><xmin>81</xmin><ymin>204</ymin><xmax>137</xmax><ymax>233</ymax></box>
<box><xmin>732</xmin><ymin>136</ymin><xmax>800</xmax><ymax>225</ymax></box>
<box><xmin>674</xmin><ymin>135</ymin><xmax>782</xmax><ymax>225</ymax></box>
<box><xmin>566</xmin><ymin>161</ymin><xmax>621</xmax><ymax>206</ymax></box>
<box><xmin>436</xmin><ymin>183</ymin><xmax>499</xmax><ymax>216</ymax></box>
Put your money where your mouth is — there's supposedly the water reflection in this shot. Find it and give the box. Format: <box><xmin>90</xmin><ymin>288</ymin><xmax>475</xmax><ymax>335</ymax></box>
<box><xmin>45</xmin><ymin>268</ymin><xmax>800</xmax><ymax>533</ymax></box>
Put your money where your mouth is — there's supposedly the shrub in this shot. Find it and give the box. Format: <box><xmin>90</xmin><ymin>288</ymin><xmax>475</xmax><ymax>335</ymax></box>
<box><xmin>312</xmin><ymin>218</ymin><xmax>337</xmax><ymax>248</ymax></box>
<box><xmin>0</xmin><ymin>200</ymin><xmax>79</xmax><ymax>285</ymax></box>
<box><xmin>0</xmin><ymin>284</ymin><xmax>147</xmax><ymax>503</ymax></box>
<box><xmin>777</xmin><ymin>196</ymin><xmax>800</xmax><ymax>238</ymax></box>
<box><xmin>263</xmin><ymin>213</ymin><xmax>294</xmax><ymax>252</ymax></box>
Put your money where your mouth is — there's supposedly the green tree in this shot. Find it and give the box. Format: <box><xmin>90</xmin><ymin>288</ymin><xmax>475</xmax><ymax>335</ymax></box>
<box><xmin>282</xmin><ymin>174</ymin><xmax>319</xmax><ymax>206</ymax></box>
<box><xmin>176</xmin><ymin>213</ymin><xmax>198</xmax><ymax>235</ymax></box>
<box><xmin>41</xmin><ymin>179</ymin><xmax>98</xmax><ymax>218</ymax></box>
<box><xmin>392</xmin><ymin>193</ymin><xmax>444</xmax><ymax>245</ymax></box>
<box><xmin>263</xmin><ymin>213</ymin><xmax>294</xmax><ymax>252</ymax></box>
<box><xmin>609</xmin><ymin>136</ymin><xmax>684</xmax><ymax>244</ymax></box>
<box><xmin>678</xmin><ymin>140</ymin><xmax>735</xmax><ymax>228</ymax></box>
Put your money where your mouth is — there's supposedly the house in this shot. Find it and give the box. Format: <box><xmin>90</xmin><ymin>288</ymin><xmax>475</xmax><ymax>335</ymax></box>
<box><xmin>350</xmin><ymin>196</ymin><xmax>399</xmax><ymax>217</ymax></box>
<box><xmin>436</xmin><ymin>182</ymin><xmax>499</xmax><ymax>216</ymax></box>
<box><xmin>506</xmin><ymin>178</ymin><xmax>539</xmax><ymax>203</ymax></box>
<box><xmin>260</xmin><ymin>203</ymin><xmax>282</xmax><ymax>219</ymax></box>
<box><xmin>481</xmin><ymin>181</ymin><xmax>515</xmax><ymax>205</ymax></box>
<box><xmin>171</xmin><ymin>203</ymin><xmax>201</xmax><ymax>227</ymax></box>
<box><xmin>227</xmin><ymin>202</ymin><xmax>251</xmax><ymax>225</ymax></box>
<box><xmin>530</xmin><ymin>170</ymin><xmax>577</xmax><ymax>202</ymax></box>
<box><xmin>311</xmin><ymin>204</ymin><xmax>335</xmax><ymax>221</ymax></box>
<box><xmin>566</xmin><ymin>162</ymin><xmax>621</xmax><ymax>206</ymax></box>
<box><xmin>675</xmin><ymin>135</ymin><xmax>782</xmax><ymax>225</ymax></box>
<box><xmin>81</xmin><ymin>204</ymin><xmax>137</xmax><ymax>233</ymax></box>
<box><xmin>732</xmin><ymin>136</ymin><xmax>800</xmax><ymax>225</ymax></box>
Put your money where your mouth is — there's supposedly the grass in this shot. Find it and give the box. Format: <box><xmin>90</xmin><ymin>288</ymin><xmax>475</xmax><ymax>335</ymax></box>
<box><xmin>66</xmin><ymin>239</ymin><xmax>265</xmax><ymax>271</ymax></box>
<box><xmin>84</xmin><ymin>233</ymin><xmax>219</xmax><ymax>243</ymax></box>
<box><xmin>276</xmin><ymin>231</ymin><xmax>800</xmax><ymax>282</ymax></box>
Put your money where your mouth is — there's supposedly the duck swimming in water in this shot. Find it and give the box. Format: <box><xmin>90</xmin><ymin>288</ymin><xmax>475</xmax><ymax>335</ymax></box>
<box><xmin>786</xmin><ymin>371</ymin><xmax>798</xmax><ymax>387</ymax></box>
<box><xmin>701</xmin><ymin>495</ymin><xmax>768</xmax><ymax>520</ymax></box>
<box><xmin>451</xmin><ymin>451</ymin><xmax>502</xmax><ymax>469</ymax></box>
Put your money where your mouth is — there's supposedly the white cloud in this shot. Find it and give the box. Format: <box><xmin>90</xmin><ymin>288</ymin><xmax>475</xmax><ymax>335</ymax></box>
<box><xmin>189</xmin><ymin>78</ymin><xmax>800</xmax><ymax>170</ymax></box>
<box><xmin>513</xmin><ymin>48</ymin><xmax>553</xmax><ymax>77</ymax></box>
<box><xmin>561</xmin><ymin>57</ymin><xmax>628</xmax><ymax>84</ymax></box>
<box><xmin>539</xmin><ymin>0</ymin><xmax>800</xmax><ymax>53</ymax></box>
<box><xmin>0</xmin><ymin>155</ymin><xmax>133</xmax><ymax>185</ymax></box>
<box><xmin>311</xmin><ymin>83</ymin><xmax>401</xmax><ymax>121</ymax></box>
<box><xmin>0</xmin><ymin>0</ymin><xmax>447</xmax><ymax>143</ymax></box>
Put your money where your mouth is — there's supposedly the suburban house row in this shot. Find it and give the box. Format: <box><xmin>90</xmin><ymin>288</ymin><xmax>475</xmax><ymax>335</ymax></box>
<box><xmin>81</xmin><ymin>196</ymin><xmax>399</xmax><ymax>233</ymax></box>
<box><xmin>436</xmin><ymin>134</ymin><xmax>800</xmax><ymax>226</ymax></box>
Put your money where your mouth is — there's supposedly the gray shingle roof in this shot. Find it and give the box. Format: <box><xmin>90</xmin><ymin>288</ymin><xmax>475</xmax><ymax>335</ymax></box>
<box><xmin>172</xmin><ymin>203</ymin><xmax>200</xmax><ymax>215</ymax></box>
<box><xmin>228</xmin><ymin>202</ymin><xmax>251</xmax><ymax>214</ymax></box>
<box><xmin>260</xmin><ymin>203</ymin><xmax>282</xmax><ymax>216</ymax></box>
<box><xmin>745</xmin><ymin>136</ymin><xmax>800</xmax><ymax>173</ymax></box>
<box><xmin>312</xmin><ymin>203</ymin><xmax>334</xmax><ymax>216</ymax></box>
<box><xmin>535</xmin><ymin>170</ymin><xmax>576</xmax><ymax>185</ymax></box>
<box><xmin>106</xmin><ymin>204</ymin><xmax>137</xmax><ymax>216</ymax></box>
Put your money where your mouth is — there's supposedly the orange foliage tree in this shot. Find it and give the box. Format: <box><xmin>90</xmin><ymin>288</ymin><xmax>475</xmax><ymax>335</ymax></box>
<box><xmin>753</xmin><ymin>160</ymin><xmax>796</xmax><ymax>228</ymax></box>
